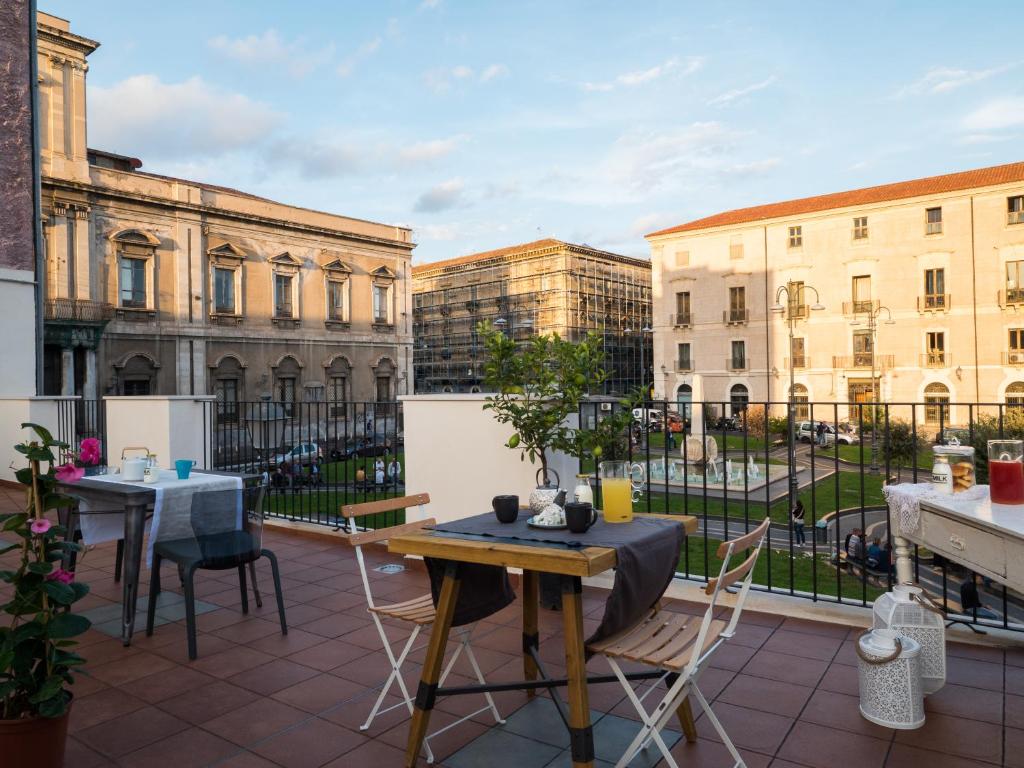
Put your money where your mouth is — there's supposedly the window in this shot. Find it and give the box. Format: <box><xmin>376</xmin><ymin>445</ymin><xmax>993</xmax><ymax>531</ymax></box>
<box><xmin>788</xmin><ymin>281</ymin><xmax>807</xmax><ymax>318</ymax></box>
<box><xmin>213</xmin><ymin>267</ymin><xmax>236</xmax><ymax>314</ymax></box>
<box><xmin>676</xmin><ymin>384</ymin><xmax>692</xmax><ymax>422</ymax></box>
<box><xmin>1006</xmin><ymin>261</ymin><xmax>1024</xmax><ymax>304</ymax></box>
<box><xmin>675</xmin><ymin>291</ymin><xmax>691</xmax><ymax>324</ymax></box>
<box><xmin>677</xmin><ymin>343</ymin><xmax>692</xmax><ymax>371</ymax></box>
<box><xmin>274</xmin><ymin>274</ymin><xmax>294</xmax><ymax>318</ymax></box>
<box><xmin>123</xmin><ymin>379</ymin><xmax>151</xmax><ymax>396</ymax></box>
<box><xmin>853</xmin><ymin>330</ymin><xmax>873</xmax><ymax>367</ymax></box>
<box><xmin>924</xmin><ymin>382</ymin><xmax>950</xmax><ymax>425</ymax></box>
<box><xmin>926</xmin><ymin>207</ymin><xmax>943</xmax><ymax>235</ymax></box>
<box><xmin>373</xmin><ymin>283</ymin><xmax>391</xmax><ymax>324</ymax></box>
<box><xmin>728</xmin><ymin>286</ymin><xmax>746</xmax><ymax>323</ymax></box>
<box><xmin>277</xmin><ymin>376</ymin><xmax>296</xmax><ymax>414</ymax></box>
<box><xmin>376</xmin><ymin>376</ymin><xmax>392</xmax><ymax>403</ymax></box>
<box><xmin>730</xmin><ymin>340</ymin><xmax>746</xmax><ymax>370</ymax></box>
<box><xmin>329</xmin><ymin>376</ymin><xmax>347</xmax><ymax>413</ymax></box>
<box><xmin>925</xmin><ymin>331</ymin><xmax>945</xmax><ymax>366</ymax></box>
<box><xmin>788</xmin><ymin>226</ymin><xmax>802</xmax><ymax>248</ymax></box>
<box><xmin>923</xmin><ymin>268</ymin><xmax>945</xmax><ymax>308</ymax></box>
<box><xmin>215</xmin><ymin>377</ymin><xmax>239</xmax><ymax>423</ymax></box>
<box><xmin>853</xmin><ymin>216</ymin><xmax>869</xmax><ymax>240</ymax></box>
<box><xmin>1009</xmin><ymin>195</ymin><xmax>1024</xmax><ymax>225</ymax></box>
<box><xmin>119</xmin><ymin>257</ymin><xmax>147</xmax><ymax>308</ymax></box>
<box><xmin>1007</xmin><ymin>382</ymin><xmax>1024</xmax><ymax>408</ymax></box>
<box><xmin>791</xmin><ymin>383</ymin><xmax>809</xmax><ymax>420</ymax></box>
<box><xmin>1009</xmin><ymin>329</ymin><xmax>1024</xmax><ymax>364</ymax></box>
<box><xmin>327</xmin><ymin>279</ymin><xmax>347</xmax><ymax>322</ymax></box>
<box><xmin>852</xmin><ymin>275</ymin><xmax>872</xmax><ymax>313</ymax></box>
<box><xmin>791</xmin><ymin>337</ymin><xmax>806</xmax><ymax>368</ymax></box>
<box><xmin>730</xmin><ymin>384</ymin><xmax>749</xmax><ymax>414</ymax></box>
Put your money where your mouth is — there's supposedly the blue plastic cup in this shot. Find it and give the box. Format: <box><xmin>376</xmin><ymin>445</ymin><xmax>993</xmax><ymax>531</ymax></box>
<box><xmin>175</xmin><ymin>459</ymin><xmax>195</xmax><ymax>480</ymax></box>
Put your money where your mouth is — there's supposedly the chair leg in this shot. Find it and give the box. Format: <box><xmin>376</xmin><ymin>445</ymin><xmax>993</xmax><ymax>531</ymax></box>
<box><xmin>608</xmin><ymin>657</ymin><xmax>683</xmax><ymax>768</ymax></box>
<box><xmin>665</xmin><ymin>672</ymin><xmax>698</xmax><ymax>743</ymax></box>
<box><xmin>238</xmin><ymin>564</ymin><xmax>249</xmax><ymax>615</ymax></box>
<box><xmin>145</xmin><ymin>553</ymin><xmax>162</xmax><ymax>636</ymax></box>
<box><xmin>183</xmin><ymin>563</ymin><xmax>200</xmax><ymax>660</ymax></box>
<box><xmin>691</xmin><ymin>684</ymin><xmax>746</xmax><ymax>768</ymax></box>
<box><xmin>248</xmin><ymin>561</ymin><xmax>263</xmax><ymax>608</ymax></box>
<box><xmin>261</xmin><ymin>549</ymin><xmax>287</xmax><ymax>635</ymax></box>
<box><xmin>459</xmin><ymin>629</ymin><xmax>504</xmax><ymax>724</ymax></box>
<box><xmin>114</xmin><ymin>539</ymin><xmax>124</xmax><ymax>583</ymax></box>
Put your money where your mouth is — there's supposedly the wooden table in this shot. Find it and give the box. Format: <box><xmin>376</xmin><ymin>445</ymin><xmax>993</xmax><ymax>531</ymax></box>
<box><xmin>57</xmin><ymin>470</ymin><xmax>258</xmax><ymax>646</ymax></box>
<box><xmin>389</xmin><ymin>512</ymin><xmax>697</xmax><ymax>768</ymax></box>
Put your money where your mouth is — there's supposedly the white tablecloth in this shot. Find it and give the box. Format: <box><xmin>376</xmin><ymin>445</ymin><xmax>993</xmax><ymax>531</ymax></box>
<box><xmin>77</xmin><ymin>470</ymin><xmax>243</xmax><ymax>565</ymax></box>
<box><xmin>883</xmin><ymin>481</ymin><xmax>989</xmax><ymax>535</ymax></box>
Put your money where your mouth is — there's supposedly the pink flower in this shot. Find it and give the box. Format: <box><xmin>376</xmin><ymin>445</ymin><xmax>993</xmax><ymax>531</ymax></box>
<box><xmin>79</xmin><ymin>438</ymin><xmax>101</xmax><ymax>465</ymax></box>
<box><xmin>55</xmin><ymin>463</ymin><xmax>84</xmax><ymax>483</ymax></box>
<box><xmin>30</xmin><ymin>518</ymin><xmax>53</xmax><ymax>535</ymax></box>
<box><xmin>46</xmin><ymin>568</ymin><xmax>74</xmax><ymax>585</ymax></box>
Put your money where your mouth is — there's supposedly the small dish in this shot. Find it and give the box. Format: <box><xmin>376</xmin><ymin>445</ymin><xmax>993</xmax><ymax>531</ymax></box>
<box><xmin>526</xmin><ymin>515</ymin><xmax>567</xmax><ymax>530</ymax></box>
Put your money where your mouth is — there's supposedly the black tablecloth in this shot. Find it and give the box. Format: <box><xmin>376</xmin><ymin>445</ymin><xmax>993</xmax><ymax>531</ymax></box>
<box><xmin>426</xmin><ymin>513</ymin><xmax>686</xmax><ymax>646</ymax></box>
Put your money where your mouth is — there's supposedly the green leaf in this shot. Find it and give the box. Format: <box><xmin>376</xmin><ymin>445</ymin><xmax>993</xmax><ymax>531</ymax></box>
<box><xmin>28</xmin><ymin>675</ymin><xmax>65</xmax><ymax>704</ymax></box>
<box><xmin>69</xmin><ymin>581</ymin><xmax>90</xmax><ymax>601</ymax></box>
<box><xmin>48</xmin><ymin>612</ymin><xmax>91</xmax><ymax>639</ymax></box>
<box><xmin>37</xmin><ymin>693</ymin><xmax>69</xmax><ymax>718</ymax></box>
<box><xmin>20</xmin><ymin>422</ymin><xmax>54</xmax><ymax>444</ymax></box>
<box><xmin>27</xmin><ymin>561</ymin><xmax>54</xmax><ymax>575</ymax></box>
<box><xmin>12</xmin><ymin>621</ymin><xmax>43</xmax><ymax>642</ymax></box>
<box><xmin>2</xmin><ymin>514</ymin><xmax>27</xmax><ymax>532</ymax></box>
<box><xmin>14</xmin><ymin>467</ymin><xmax>33</xmax><ymax>485</ymax></box>
<box><xmin>43</xmin><ymin>581</ymin><xmax>75</xmax><ymax>605</ymax></box>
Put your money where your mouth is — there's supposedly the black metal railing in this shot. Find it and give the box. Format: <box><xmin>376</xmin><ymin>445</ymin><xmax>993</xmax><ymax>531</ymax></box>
<box><xmin>579</xmin><ymin>398</ymin><xmax>1024</xmax><ymax>633</ymax></box>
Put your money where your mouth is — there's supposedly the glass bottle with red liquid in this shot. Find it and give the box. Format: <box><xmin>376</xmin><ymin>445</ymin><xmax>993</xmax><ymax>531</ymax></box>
<box><xmin>988</xmin><ymin>439</ymin><xmax>1024</xmax><ymax>504</ymax></box>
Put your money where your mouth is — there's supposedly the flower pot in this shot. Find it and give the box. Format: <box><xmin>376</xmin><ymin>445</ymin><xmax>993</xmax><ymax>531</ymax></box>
<box><xmin>0</xmin><ymin>704</ymin><xmax>72</xmax><ymax>768</ymax></box>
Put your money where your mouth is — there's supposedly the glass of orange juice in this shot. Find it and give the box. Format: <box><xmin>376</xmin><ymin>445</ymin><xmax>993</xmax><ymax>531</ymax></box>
<box><xmin>600</xmin><ymin>461</ymin><xmax>636</xmax><ymax>523</ymax></box>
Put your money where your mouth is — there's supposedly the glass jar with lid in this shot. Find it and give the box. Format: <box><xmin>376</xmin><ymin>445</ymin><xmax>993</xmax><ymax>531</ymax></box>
<box><xmin>931</xmin><ymin>442</ymin><xmax>975</xmax><ymax>494</ymax></box>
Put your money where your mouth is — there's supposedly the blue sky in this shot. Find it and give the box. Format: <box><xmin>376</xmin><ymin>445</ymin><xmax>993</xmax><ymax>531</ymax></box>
<box><xmin>45</xmin><ymin>0</ymin><xmax>1024</xmax><ymax>263</ymax></box>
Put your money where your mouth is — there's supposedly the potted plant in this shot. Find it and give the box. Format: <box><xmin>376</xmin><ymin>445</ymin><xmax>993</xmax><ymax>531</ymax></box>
<box><xmin>1</xmin><ymin>423</ymin><xmax>91</xmax><ymax>767</ymax></box>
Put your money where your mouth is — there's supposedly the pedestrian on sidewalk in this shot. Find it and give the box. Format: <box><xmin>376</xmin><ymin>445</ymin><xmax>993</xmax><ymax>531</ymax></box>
<box><xmin>791</xmin><ymin>499</ymin><xmax>806</xmax><ymax>545</ymax></box>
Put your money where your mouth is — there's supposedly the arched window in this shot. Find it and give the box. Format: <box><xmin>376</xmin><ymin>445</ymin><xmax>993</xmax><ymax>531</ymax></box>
<box><xmin>676</xmin><ymin>384</ymin><xmax>692</xmax><ymax>422</ymax></box>
<box><xmin>730</xmin><ymin>384</ymin><xmax>749</xmax><ymax>415</ymax></box>
<box><xmin>924</xmin><ymin>382</ymin><xmax>950</xmax><ymax>425</ymax></box>
<box><xmin>1007</xmin><ymin>382</ymin><xmax>1024</xmax><ymax>408</ymax></box>
<box><xmin>274</xmin><ymin>356</ymin><xmax>302</xmax><ymax>415</ymax></box>
<box><xmin>118</xmin><ymin>354</ymin><xmax>158</xmax><ymax>396</ymax></box>
<box><xmin>211</xmin><ymin>355</ymin><xmax>244</xmax><ymax>423</ymax></box>
<box><xmin>791</xmin><ymin>384</ymin><xmax>809</xmax><ymax>420</ymax></box>
<box><xmin>325</xmin><ymin>356</ymin><xmax>351</xmax><ymax>419</ymax></box>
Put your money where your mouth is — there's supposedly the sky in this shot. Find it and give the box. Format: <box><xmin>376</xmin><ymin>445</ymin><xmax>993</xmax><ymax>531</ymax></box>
<box><xmin>44</xmin><ymin>0</ymin><xmax>1024</xmax><ymax>263</ymax></box>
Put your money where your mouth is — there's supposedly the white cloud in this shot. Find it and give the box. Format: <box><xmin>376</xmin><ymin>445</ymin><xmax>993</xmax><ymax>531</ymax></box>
<box><xmin>89</xmin><ymin>75</ymin><xmax>282</xmax><ymax>160</ymax></box>
<box><xmin>603</xmin><ymin>122</ymin><xmax>739</xmax><ymax>192</ymax></box>
<box><xmin>417</xmin><ymin>223</ymin><xmax>463</xmax><ymax>241</ymax></box>
<box><xmin>208</xmin><ymin>30</ymin><xmax>334</xmax><ymax>78</ymax></box>
<box><xmin>480</xmin><ymin>63</ymin><xmax>510</xmax><ymax>82</ymax></box>
<box><xmin>423</xmin><ymin>64</ymin><xmax>510</xmax><ymax>93</ymax></box>
<box><xmin>265</xmin><ymin>136</ymin><xmax>362</xmax><ymax>179</ymax></box>
<box><xmin>582</xmin><ymin>56</ymin><xmax>703</xmax><ymax>92</ymax></box>
<box><xmin>397</xmin><ymin>135</ymin><xmax>467</xmax><ymax>164</ymax></box>
<box><xmin>419</xmin><ymin>0</ymin><xmax>441</xmax><ymax>9</ymax></box>
<box><xmin>708</xmin><ymin>75</ymin><xmax>777</xmax><ymax>106</ymax></box>
<box><xmin>337</xmin><ymin>36</ymin><xmax>382</xmax><ymax>77</ymax></box>
<box><xmin>414</xmin><ymin>179</ymin><xmax>465</xmax><ymax>212</ymax></box>
<box><xmin>721</xmin><ymin>157</ymin><xmax>781</xmax><ymax>175</ymax></box>
<box><xmin>895</xmin><ymin>63</ymin><xmax>1016</xmax><ymax>98</ymax></box>
<box><xmin>962</xmin><ymin>97</ymin><xmax>1024</xmax><ymax>132</ymax></box>
<box><xmin>957</xmin><ymin>132</ymin><xmax>1012</xmax><ymax>145</ymax></box>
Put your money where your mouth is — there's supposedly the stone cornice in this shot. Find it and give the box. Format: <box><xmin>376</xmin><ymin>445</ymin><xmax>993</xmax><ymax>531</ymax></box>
<box><xmin>37</xmin><ymin>25</ymin><xmax>99</xmax><ymax>57</ymax></box>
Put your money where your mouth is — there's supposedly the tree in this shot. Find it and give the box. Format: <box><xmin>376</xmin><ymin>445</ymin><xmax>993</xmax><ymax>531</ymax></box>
<box><xmin>967</xmin><ymin>409</ymin><xmax>1024</xmax><ymax>484</ymax></box>
<box><xmin>882</xmin><ymin>419</ymin><xmax>926</xmax><ymax>482</ymax></box>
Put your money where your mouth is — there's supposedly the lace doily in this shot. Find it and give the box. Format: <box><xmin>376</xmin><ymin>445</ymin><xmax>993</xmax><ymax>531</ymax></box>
<box><xmin>883</xmin><ymin>482</ymin><xmax>989</xmax><ymax>535</ymax></box>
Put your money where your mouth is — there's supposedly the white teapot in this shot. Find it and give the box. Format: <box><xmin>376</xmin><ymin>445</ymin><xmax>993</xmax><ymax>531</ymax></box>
<box><xmin>121</xmin><ymin>446</ymin><xmax>149</xmax><ymax>481</ymax></box>
<box><xmin>528</xmin><ymin>468</ymin><xmax>566</xmax><ymax>514</ymax></box>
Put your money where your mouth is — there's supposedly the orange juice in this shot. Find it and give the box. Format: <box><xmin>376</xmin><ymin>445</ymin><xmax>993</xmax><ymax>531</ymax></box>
<box><xmin>602</xmin><ymin>477</ymin><xmax>634</xmax><ymax>523</ymax></box>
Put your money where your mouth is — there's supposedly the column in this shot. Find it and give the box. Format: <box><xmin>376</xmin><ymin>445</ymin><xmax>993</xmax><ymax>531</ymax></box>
<box><xmin>83</xmin><ymin>349</ymin><xmax>98</xmax><ymax>400</ymax></box>
<box><xmin>60</xmin><ymin>348</ymin><xmax>75</xmax><ymax>396</ymax></box>
<box><xmin>74</xmin><ymin>207</ymin><xmax>91</xmax><ymax>299</ymax></box>
<box><xmin>50</xmin><ymin>204</ymin><xmax>70</xmax><ymax>300</ymax></box>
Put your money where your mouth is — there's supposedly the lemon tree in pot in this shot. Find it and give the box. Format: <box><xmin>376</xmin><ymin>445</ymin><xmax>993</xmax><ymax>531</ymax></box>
<box><xmin>1</xmin><ymin>423</ymin><xmax>91</xmax><ymax>768</ymax></box>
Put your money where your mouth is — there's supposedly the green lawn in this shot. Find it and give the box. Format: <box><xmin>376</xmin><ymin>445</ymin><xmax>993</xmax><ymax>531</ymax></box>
<box><xmin>320</xmin><ymin>451</ymin><xmax>406</xmax><ymax>484</ymax></box>
<box><xmin>812</xmin><ymin>440</ymin><xmax>933</xmax><ymax>472</ymax></box>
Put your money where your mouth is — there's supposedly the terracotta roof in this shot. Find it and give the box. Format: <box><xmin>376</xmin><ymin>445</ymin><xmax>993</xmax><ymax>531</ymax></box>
<box><xmin>412</xmin><ymin>238</ymin><xmax>646</xmax><ymax>274</ymax></box>
<box><xmin>647</xmin><ymin>160</ymin><xmax>1024</xmax><ymax>237</ymax></box>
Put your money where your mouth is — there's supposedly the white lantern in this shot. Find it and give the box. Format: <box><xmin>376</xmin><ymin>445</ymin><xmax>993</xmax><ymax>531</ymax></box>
<box><xmin>857</xmin><ymin>629</ymin><xmax>925</xmax><ymax>730</ymax></box>
<box><xmin>872</xmin><ymin>584</ymin><xmax>946</xmax><ymax>695</ymax></box>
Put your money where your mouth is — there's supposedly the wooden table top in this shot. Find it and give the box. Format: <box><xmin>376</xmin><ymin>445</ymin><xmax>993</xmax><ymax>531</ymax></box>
<box><xmin>388</xmin><ymin>513</ymin><xmax>697</xmax><ymax>578</ymax></box>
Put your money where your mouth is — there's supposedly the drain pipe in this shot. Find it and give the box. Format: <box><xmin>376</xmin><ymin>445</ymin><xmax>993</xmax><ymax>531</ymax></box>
<box><xmin>29</xmin><ymin>0</ymin><xmax>45</xmax><ymax>394</ymax></box>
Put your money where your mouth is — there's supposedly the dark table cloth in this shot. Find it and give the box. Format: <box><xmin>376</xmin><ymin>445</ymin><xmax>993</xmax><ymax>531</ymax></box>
<box><xmin>425</xmin><ymin>513</ymin><xmax>686</xmax><ymax>646</ymax></box>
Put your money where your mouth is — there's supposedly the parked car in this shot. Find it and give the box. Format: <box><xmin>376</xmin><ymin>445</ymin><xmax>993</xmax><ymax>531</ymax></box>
<box><xmin>269</xmin><ymin>442</ymin><xmax>322</xmax><ymax>466</ymax></box>
<box><xmin>796</xmin><ymin>421</ymin><xmax>858</xmax><ymax>445</ymax></box>
<box><xmin>333</xmin><ymin>434</ymin><xmax>397</xmax><ymax>460</ymax></box>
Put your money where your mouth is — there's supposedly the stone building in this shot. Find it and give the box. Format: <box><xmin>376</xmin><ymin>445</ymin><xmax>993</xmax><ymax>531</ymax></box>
<box><xmin>647</xmin><ymin>161</ymin><xmax>1024</xmax><ymax>426</ymax></box>
<box><xmin>36</xmin><ymin>12</ymin><xmax>413</xmax><ymax>413</ymax></box>
<box><xmin>413</xmin><ymin>239</ymin><xmax>652</xmax><ymax>394</ymax></box>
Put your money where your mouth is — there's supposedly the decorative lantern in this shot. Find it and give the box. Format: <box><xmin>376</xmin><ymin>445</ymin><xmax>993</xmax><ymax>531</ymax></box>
<box><xmin>872</xmin><ymin>584</ymin><xmax>946</xmax><ymax>695</ymax></box>
<box><xmin>857</xmin><ymin>629</ymin><xmax>925</xmax><ymax>730</ymax></box>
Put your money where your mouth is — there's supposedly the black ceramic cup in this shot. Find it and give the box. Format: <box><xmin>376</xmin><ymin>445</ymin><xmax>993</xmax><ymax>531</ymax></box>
<box><xmin>492</xmin><ymin>495</ymin><xmax>519</xmax><ymax>523</ymax></box>
<box><xmin>565</xmin><ymin>501</ymin><xmax>596</xmax><ymax>534</ymax></box>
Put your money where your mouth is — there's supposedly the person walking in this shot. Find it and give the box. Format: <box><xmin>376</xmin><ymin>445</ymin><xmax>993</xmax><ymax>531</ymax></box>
<box><xmin>791</xmin><ymin>499</ymin><xmax>806</xmax><ymax>546</ymax></box>
<box><xmin>815</xmin><ymin>421</ymin><xmax>827</xmax><ymax>447</ymax></box>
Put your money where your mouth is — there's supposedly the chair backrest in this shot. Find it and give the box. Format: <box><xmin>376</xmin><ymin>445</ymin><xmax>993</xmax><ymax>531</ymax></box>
<box><xmin>187</xmin><ymin>485</ymin><xmax>267</xmax><ymax>564</ymax></box>
<box><xmin>683</xmin><ymin>517</ymin><xmax>770</xmax><ymax>676</ymax></box>
<box><xmin>341</xmin><ymin>493</ymin><xmax>433</xmax><ymax>610</ymax></box>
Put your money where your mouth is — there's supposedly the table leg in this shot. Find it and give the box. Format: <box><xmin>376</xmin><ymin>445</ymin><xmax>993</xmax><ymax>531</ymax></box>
<box><xmin>561</xmin><ymin>576</ymin><xmax>594</xmax><ymax>768</ymax></box>
<box><xmin>665</xmin><ymin>673</ymin><xmax>698</xmax><ymax>743</ymax></box>
<box><xmin>405</xmin><ymin>561</ymin><xmax>461</xmax><ymax>768</ymax></box>
<box><xmin>522</xmin><ymin>569</ymin><xmax>539</xmax><ymax>698</ymax></box>
<box><xmin>893</xmin><ymin>534</ymin><xmax>915</xmax><ymax>585</ymax></box>
<box><xmin>120</xmin><ymin>504</ymin><xmax>147</xmax><ymax>647</ymax></box>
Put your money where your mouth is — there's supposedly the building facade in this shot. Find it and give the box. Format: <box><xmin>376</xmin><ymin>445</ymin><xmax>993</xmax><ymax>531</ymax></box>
<box><xmin>37</xmin><ymin>13</ymin><xmax>414</xmax><ymax>414</ymax></box>
<box><xmin>413</xmin><ymin>239</ymin><xmax>652</xmax><ymax>394</ymax></box>
<box><xmin>647</xmin><ymin>162</ymin><xmax>1024</xmax><ymax>426</ymax></box>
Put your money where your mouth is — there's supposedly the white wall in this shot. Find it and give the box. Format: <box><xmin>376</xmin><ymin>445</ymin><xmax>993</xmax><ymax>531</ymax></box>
<box><xmin>104</xmin><ymin>396</ymin><xmax>214</xmax><ymax>471</ymax></box>
<box><xmin>0</xmin><ymin>397</ymin><xmax>73</xmax><ymax>482</ymax></box>
<box><xmin>401</xmin><ymin>394</ymin><xmax>578</xmax><ymax>524</ymax></box>
<box><xmin>0</xmin><ymin>269</ymin><xmax>38</xmax><ymax>397</ymax></box>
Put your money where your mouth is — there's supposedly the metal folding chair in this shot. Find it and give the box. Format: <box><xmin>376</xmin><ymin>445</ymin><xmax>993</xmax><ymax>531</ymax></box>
<box><xmin>342</xmin><ymin>493</ymin><xmax>503</xmax><ymax>764</ymax></box>
<box><xmin>588</xmin><ymin>517</ymin><xmax>771</xmax><ymax>768</ymax></box>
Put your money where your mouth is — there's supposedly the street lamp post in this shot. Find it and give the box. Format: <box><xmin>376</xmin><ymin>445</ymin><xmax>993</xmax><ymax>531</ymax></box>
<box><xmin>851</xmin><ymin>304</ymin><xmax>895</xmax><ymax>473</ymax></box>
<box><xmin>771</xmin><ymin>282</ymin><xmax>825</xmax><ymax>498</ymax></box>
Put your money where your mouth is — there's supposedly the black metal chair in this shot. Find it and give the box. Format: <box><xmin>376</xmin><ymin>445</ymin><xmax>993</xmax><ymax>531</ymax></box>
<box><xmin>146</xmin><ymin>486</ymin><xmax>286</xmax><ymax>659</ymax></box>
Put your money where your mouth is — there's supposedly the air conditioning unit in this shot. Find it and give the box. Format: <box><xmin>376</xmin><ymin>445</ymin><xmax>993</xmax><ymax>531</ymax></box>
<box><xmin>1010</xmin><ymin>352</ymin><xmax>1024</xmax><ymax>364</ymax></box>
<box><xmin>600</xmin><ymin>402</ymin><xmax>613</xmax><ymax>411</ymax></box>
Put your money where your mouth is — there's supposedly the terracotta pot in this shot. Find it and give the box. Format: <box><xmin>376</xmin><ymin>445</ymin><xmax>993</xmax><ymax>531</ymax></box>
<box><xmin>0</xmin><ymin>703</ymin><xmax>72</xmax><ymax>768</ymax></box>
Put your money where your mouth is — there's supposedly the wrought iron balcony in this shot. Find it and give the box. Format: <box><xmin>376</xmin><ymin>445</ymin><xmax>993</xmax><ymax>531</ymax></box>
<box><xmin>723</xmin><ymin>308</ymin><xmax>749</xmax><ymax>326</ymax></box>
<box><xmin>786</xmin><ymin>356</ymin><xmax>808</xmax><ymax>369</ymax></box>
<box><xmin>726</xmin><ymin>357</ymin><xmax>747</xmax><ymax>371</ymax></box>
<box><xmin>671</xmin><ymin>313</ymin><xmax>691</xmax><ymax>327</ymax></box>
<box><xmin>999</xmin><ymin>289</ymin><xmax>1024</xmax><ymax>308</ymax></box>
<box><xmin>921</xmin><ymin>351</ymin><xmax>950</xmax><ymax>368</ymax></box>
<box><xmin>842</xmin><ymin>299</ymin><xmax>880</xmax><ymax>315</ymax></box>
<box><xmin>832</xmin><ymin>354</ymin><xmax>894</xmax><ymax>370</ymax></box>
<box><xmin>44</xmin><ymin>298</ymin><xmax>114</xmax><ymax>323</ymax></box>
<box><xmin>917</xmin><ymin>294</ymin><xmax>950</xmax><ymax>312</ymax></box>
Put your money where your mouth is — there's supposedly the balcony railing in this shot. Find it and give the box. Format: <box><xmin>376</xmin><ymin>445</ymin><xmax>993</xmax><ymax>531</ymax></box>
<box><xmin>676</xmin><ymin>359</ymin><xmax>693</xmax><ymax>372</ymax></box>
<box><xmin>786</xmin><ymin>356</ymin><xmax>808</xmax><ymax>369</ymax></box>
<box><xmin>842</xmin><ymin>299</ymin><xmax>880</xmax><ymax>315</ymax></box>
<box><xmin>726</xmin><ymin>357</ymin><xmax>747</xmax><ymax>371</ymax></box>
<box><xmin>999</xmin><ymin>289</ymin><xmax>1024</xmax><ymax>307</ymax></box>
<box><xmin>921</xmin><ymin>351</ymin><xmax>950</xmax><ymax>368</ymax></box>
<box><xmin>1009</xmin><ymin>210</ymin><xmax>1024</xmax><ymax>225</ymax></box>
<box><xmin>671</xmin><ymin>313</ymin><xmax>691</xmax><ymax>327</ymax></box>
<box><xmin>832</xmin><ymin>354</ymin><xmax>895</xmax><ymax>370</ymax></box>
<box><xmin>723</xmin><ymin>308</ymin><xmax>749</xmax><ymax>325</ymax></box>
<box><xmin>1005</xmin><ymin>351</ymin><xmax>1024</xmax><ymax>366</ymax></box>
<box><xmin>44</xmin><ymin>298</ymin><xmax>114</xmax><ymax>322</ymax></box>
<box><xmin>918</xmin><ymin>294</ymin><xmax>950</xmax><ymax>312</ymax></box>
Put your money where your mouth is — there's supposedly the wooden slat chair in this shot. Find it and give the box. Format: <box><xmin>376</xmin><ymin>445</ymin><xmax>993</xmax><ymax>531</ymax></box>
<box><xmin>588</xmin><ymin>517</ymin><xmax>771</xmax><ymax>768</ymax></box>
<box><xmin>341</xmin><ymin>494</ymin><xmax>503</xmax><ymax>764</ymax></box>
